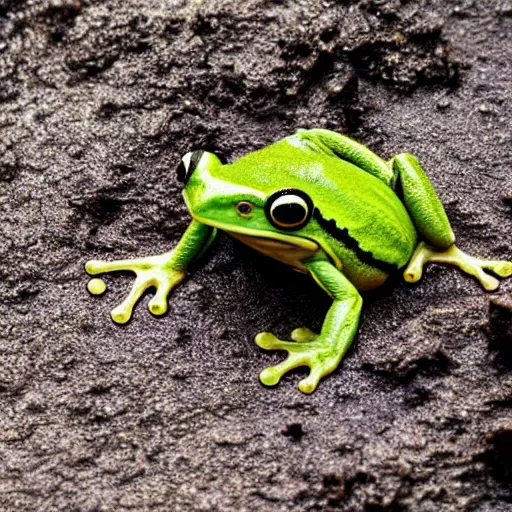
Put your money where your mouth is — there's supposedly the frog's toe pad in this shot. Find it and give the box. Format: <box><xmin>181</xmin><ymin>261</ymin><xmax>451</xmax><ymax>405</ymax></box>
<box><xmin>148</xmin><ymin>297</ymin><xmax>168</xmax><ymax>316</ymax></box>
<box><xmin>110</xmin><ymin>305</ymin><xmax>131</xmax><ymax>325</ymax></box>
<box><xmin>255</xmin><ymin>332</ymin><xmax>283</xmax><ymax>351</ymax></box>
<box><xmin>491</xmin><ymin>261</ymin><xmax>512</xmax><ymax>278</ymax></box>
<box><xmin>87</xmin><ymin>278</ymin><xmax>107</xmax><ymax>295</ymax></box>
<box><xmin>298</xmin><ymin>375</ymin><xmax>319</xmax><ymax>394</ymax></box>
<box><xmin>403</xmin><ymin>268</ymin><xmax>422</xmax><ymax>283</ymax></box>
<box><xmin>85</xmin><ymin>260</ymin><xmax>105</xmax><ymax>274</ymax></box>
<box><xmin>298</xmin><ymin>365</ymin><xmax>325</xmax><ymax>393</ymax></box>
<box><xmin>291</xmin><ymin>327</ymin><xmax>318</xmax><ymax>343</ymax></box>
<box><xmin>259</xmin><ymin>367</ymin><xmax>282</xmax><ymax>386</ymax></box>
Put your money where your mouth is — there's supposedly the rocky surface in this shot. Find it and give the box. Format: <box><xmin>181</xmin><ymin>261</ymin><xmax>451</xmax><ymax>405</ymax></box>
<box><xmin>1</xmin><ymin>0</ymin><xmax>511</xmax><ymax>510</ymax></box>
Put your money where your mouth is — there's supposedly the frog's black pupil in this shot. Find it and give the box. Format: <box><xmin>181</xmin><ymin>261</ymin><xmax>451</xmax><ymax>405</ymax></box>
<box><xmin>273</xmin><ymin>203</ymin><xmax>306</xmax><ymax>224</ymax></box>
<box><xmin>238</xmin><ymin>203</ymin><xmax>251</xmax><ymax>214</ymax></box>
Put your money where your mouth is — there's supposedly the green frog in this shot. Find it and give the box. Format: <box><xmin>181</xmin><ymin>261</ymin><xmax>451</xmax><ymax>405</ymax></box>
<box><xmin>85</xmin><ymin>129</ymin><xmax>512</xmax><ymax>393</ymax></box>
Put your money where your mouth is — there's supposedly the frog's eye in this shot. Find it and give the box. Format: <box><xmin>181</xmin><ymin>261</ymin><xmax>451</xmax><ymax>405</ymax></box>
<box><xmin>177</xmin><ymin>150</ymin><xmax>204</xmax><ymax>184</ymax></box>
<box><xmin>265</xmin><ymin>189</ymin><xmax>313</xmax><ymax>231</ymax></box>
<box><xmin>177</xmin><ymin>150</ymin><xmax>227</xmax><ymax>185</ymax></box>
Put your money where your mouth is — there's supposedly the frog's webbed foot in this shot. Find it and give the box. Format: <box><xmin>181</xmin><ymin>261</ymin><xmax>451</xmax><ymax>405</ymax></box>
<box><xmin>404</xmin><ymin>242</ymin><xmax>512</xmax><ymax>291</ymax></box>
<box><xmin>256</xmin><ymin>329</ymin><xmax>343</xmax><ymax>394</ymax></box>
<box><xmin>85</xmin><ymin>252</ymin><xmax>185</xmax><ymax>324</ymax></box>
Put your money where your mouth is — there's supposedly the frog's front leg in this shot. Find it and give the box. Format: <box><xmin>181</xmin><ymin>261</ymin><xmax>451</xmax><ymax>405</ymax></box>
<box><xmin>256</xmin><ymin>259</ymin><xmax>362</xmax><ymax>394</ymax></box>
<box><xmin>85</xmin><ymin>220</ymin><xmax>216</xmax><ymax>323</ymax></box>
<box><xmin>392</xmin><ymin>154</ymin><xmax>512</xmax><ymax>290</ymax></box>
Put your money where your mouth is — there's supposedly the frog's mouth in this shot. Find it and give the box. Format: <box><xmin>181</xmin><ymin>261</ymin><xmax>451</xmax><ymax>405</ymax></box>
<box><xmin>227</xmin><ymin>231</ymin><xmax>320</xmax><ymax>272</ymax></box>
<box><xmin>192</xmin><ymin>216</ymin><xmax>317</xmax><ymax>251</ymax></box>
<box><xmin>191</xmin><ymin>215</ymin><xmax>320</xmax><ymax>272</ymax></box>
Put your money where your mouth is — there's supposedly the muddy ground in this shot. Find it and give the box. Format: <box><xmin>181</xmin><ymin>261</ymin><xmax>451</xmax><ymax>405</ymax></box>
<box><xmin>1</xmin><ymin>0</ymin><xmax>512</xmax><ymax>510</ymax></box>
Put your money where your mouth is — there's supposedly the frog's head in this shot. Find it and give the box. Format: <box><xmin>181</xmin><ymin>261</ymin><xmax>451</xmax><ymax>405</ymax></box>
<box><xmin>177</xmin><ymin>150</ymin><xmax>315</xmax><ymax>241</ymax></box>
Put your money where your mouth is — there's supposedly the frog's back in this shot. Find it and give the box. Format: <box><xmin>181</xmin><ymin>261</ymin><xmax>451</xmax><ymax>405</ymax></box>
<box><xmin>227</xmin><ymin>137</ymin><xmax>417</xmax><ymax>290</ymax></box>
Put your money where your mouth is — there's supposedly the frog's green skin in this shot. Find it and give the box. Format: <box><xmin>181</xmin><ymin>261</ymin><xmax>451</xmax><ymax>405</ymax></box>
<box><xmin>86</xmin><ymin>129</ymin><xmax>512</xmax><ymax>394</ymax></box>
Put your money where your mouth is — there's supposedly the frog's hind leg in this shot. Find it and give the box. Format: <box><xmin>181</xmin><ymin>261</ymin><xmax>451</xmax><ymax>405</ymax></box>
<box><xmin>405</xmin><ymin>242</ymin><xmax>512</xmax><ymax>291</ymax></box>
<box><xmin>392</xmin><ymin>153</ymin><xmax>512</xmax><ymax>291</ymax></box>
<box><xmin>293</xmin><ymin>128</ymin><xmax>394</xmax><ymax>185</ymax></box>
<box><xmin>391</xmin><ymin>153</ymin><xmax>455</xmax><ymax>249</ymax></box>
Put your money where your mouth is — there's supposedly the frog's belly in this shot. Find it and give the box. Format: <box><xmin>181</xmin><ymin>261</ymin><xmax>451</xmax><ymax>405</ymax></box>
<box><xmin>227</xmin><ymin>232</ymin><xmax>319</xmax><ymax>273</ymax></box>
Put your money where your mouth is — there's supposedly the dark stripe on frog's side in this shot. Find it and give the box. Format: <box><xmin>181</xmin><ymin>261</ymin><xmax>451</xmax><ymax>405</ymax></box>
<box><xmin>312</xmin><ymin>208</ymin><xmax>398</xmax><ymax>273</ymax></box>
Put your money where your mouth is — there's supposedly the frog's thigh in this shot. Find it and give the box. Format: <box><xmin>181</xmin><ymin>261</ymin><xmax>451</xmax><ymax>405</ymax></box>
<box><xmin>391</xmin><ymin>153</ymin><xmax>455</xmax><ymax>249</ymax></box>
<box><xmin>295</xmin><ymin>128</ymin><xmax>393</xmax><ymax>185</ymax></box>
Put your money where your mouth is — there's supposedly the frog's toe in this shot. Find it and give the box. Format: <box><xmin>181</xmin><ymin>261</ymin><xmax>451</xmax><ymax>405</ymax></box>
<box><xmin>148</xmin><ymin>298</ymin><xmax>168</xmax><ymax>316</ymax></box>
<box><xmin>255</xmin><ymin>332</ymin><xmax>315</xmax><ymax>352</ymax></box>
<box><xmin>484</xmin><ymin>260</ymin><xmax>512</xmax><ymax>278</ymax></box>
<box><xmin>255</xmin><ymin>332</ymin><xmax>282</xmax><ymax>351</ymax></box>
<box><xmin>108</xmin><ymin>276</ymin><xmax>153</xmax><ymax>324</ymax></box>
<box><xmin>259</xmin><ymin>366</ymin><xmax>282</xmax><ymax>386</ymax></box>
<box><xmin>298</xmin><ymin>355</ymin><xmax>339</xmax><ymax>394</ymax></box>
<box><xmin>87</xmin><ymin>278</ymin><xmax>107</xmax><ymax>295</ymax></box>
<box><xmin>298</xmin><ymin>367</ymin><xmax>322</xmax><ymax>394</ymax></box>
<box><xmin>477</xmin><ymin>273</ymin><xmax>500</xmax><ymax>292</ymax></box>
<box><xmin>403</xmin><ymin>254</ymin><xmax>424</xmax><ymax>283</ymax></box>
<box><xmin>259</xmin><ymin>353</ymin><xmax>307</xmax><ymax>386</ymax></box>
<box><xmin>458</xmin><ymin>262</ymin><xmax>500</xmax><ymax>291</ymax></box>
<box><xmin>403</xmin><ymin>267</ymin><xmax>422</xmax><ymax>283</ymax></box>
<box><xmin>110</xmin><ymin>304</ymin><xmax>132</xmax><ymax>325</ymax></box>
<box><xmin>85</xmin><ymin>259</ymin><xmax>106</xmax><ymax>275</ymax></box>
<box><xmin>291</xmin><ymin>327</ymin><xmax>317</xmax><ymax>343</ymax></box>
<box><xmin>147</xmin><ymin>281</ymin><xmax>173</xmax><ymax>316</ymax></box>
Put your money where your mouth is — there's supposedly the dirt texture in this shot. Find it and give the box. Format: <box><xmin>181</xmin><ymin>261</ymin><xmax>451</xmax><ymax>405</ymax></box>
<box><xmin>1</xmin><ymin>0</ymin><xmax>512</xmax><ymax>510</ymax></box>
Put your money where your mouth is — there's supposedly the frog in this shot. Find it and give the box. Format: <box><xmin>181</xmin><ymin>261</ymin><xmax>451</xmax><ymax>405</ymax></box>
<box><xmin>85</xmin><ymin>128</ymin><xmax>512</xmax><ymax>394</ymax></box>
